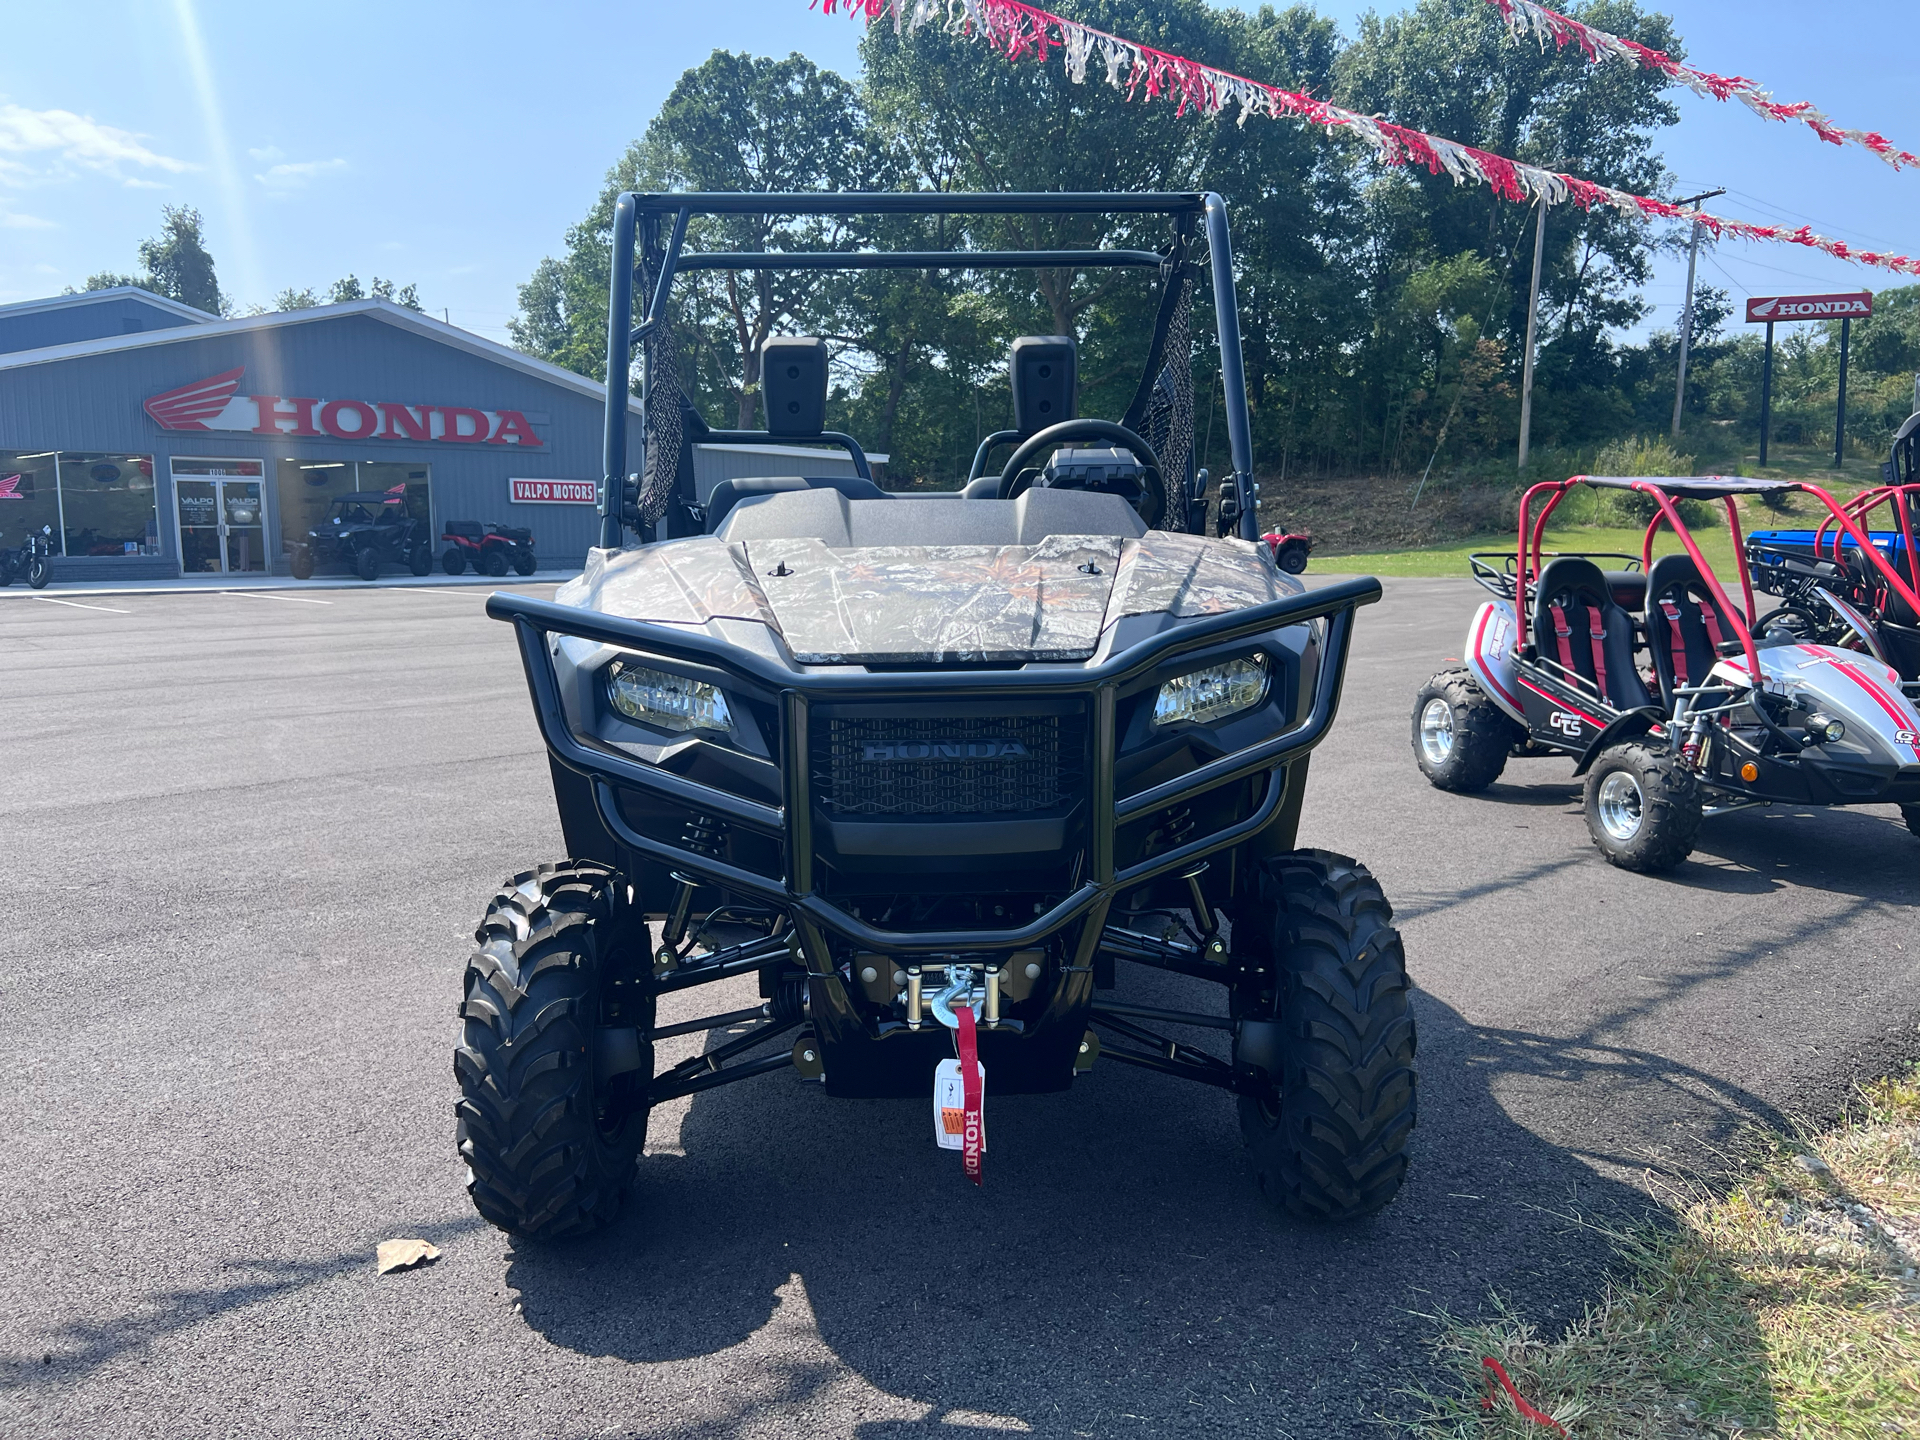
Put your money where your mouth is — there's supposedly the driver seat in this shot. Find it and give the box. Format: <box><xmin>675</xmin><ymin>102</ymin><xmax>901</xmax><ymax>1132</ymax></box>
<box><xmin>1644</xmin><ymin>553</ymin><xmax>1740</xmax><ymax>705</ymax></box>
<box><xmin>1532</xmin><ymin>556</ymin><xmax>1652</xmax><ymax>711</ymax></box>
<box><xmin>968</xmin><ymin>336</ymin><xmax>1079</xmax><ymax>503</ymax></box>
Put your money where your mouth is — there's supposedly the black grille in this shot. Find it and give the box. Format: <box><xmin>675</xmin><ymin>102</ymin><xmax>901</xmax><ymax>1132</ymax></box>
<box><xmin>814</xmin><ymin>714</ymin><xmax>1082</xmax><ymax>816</ymax></box>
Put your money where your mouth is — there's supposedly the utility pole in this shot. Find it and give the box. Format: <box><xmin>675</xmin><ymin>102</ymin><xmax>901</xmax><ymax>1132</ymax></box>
<box><xmin>1517</xmin><ymin>199</ymin><xmax>1548</xmax><ymax>471</ymax></box>
<box><xmin>1834</xmin><ymin>314</ymin><xmax>1852</xmax><ymax>468</ymax></box>
<box><xmin>1670</xmin><ymin>188</ymin><xmax>1726</xmax><ymax>440</ymax></box>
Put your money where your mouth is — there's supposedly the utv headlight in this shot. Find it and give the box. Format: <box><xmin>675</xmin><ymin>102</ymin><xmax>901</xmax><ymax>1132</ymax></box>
<box><xmin>606</xmin><ymin>659</ymin><xmax>732</xmax><ymax>734</ymax></box>
<box><xmin>1805</xmin><ymin>712</ymin><xmax>1845</xmax><ymax>745</ymax></box>
<box><xmin>1153</xmin><ymin>654</ymin><xmax>1269</xmax><ymax>728</ymax></box>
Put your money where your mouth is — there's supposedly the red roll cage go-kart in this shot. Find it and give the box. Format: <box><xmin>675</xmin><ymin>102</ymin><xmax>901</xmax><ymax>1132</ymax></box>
<box><xmin>1412</xmin><ymin>474</ymin><xmax>1920</xmax><ymax>872</ymax></box>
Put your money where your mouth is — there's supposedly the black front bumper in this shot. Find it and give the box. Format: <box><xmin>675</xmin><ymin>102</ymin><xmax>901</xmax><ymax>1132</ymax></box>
<box><xmin>488</xmin><ymin>576</ymin><xmax>1380</xmax><ymax>1094</ymax></box>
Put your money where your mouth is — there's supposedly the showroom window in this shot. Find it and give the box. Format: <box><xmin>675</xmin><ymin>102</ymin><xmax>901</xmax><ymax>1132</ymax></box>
<box><xmin>0</xmin><ymin>448</ymin><xmax>158</xmax><ymax>557</ymax></box>
<box><xmin>0</xmin><ymin>450</ymin><xmax>62</xmax><ymax>555</ymax></box>
<box><xmin>275</xmin><ymin>458</ymin><xmax>429</xmax><ymax>556</ymax></box>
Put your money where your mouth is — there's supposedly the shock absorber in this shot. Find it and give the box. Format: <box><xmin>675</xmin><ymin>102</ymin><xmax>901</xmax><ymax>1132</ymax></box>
<box><xmin>657</xmin><ymin>814</ymin><xmax>726</xmax><ymax>971</ymax></box>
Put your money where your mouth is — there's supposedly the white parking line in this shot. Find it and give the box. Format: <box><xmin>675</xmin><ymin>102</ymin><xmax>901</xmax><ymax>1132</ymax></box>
<box><xmin>223</xmin><ymin>590</ymin><xmax>333</xmax><ymax>606</ymax></box>
<box><xmin>33</xmin><ymin>596</ymin><xmax>132</xmax><ymax>614</ymax></box>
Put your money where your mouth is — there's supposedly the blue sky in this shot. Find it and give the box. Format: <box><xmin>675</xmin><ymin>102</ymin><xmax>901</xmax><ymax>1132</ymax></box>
<box><xmin>2</xmin><ymin>0</ymin><xmax>1912</xmax><ymax>347</ymax></box>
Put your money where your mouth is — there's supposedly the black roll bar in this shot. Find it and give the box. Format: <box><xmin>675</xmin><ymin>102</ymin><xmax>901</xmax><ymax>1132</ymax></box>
<box><xmin>599</xmin><ymin>190</ymin><xmax>1264</xmax><ymax>548</ymax></box>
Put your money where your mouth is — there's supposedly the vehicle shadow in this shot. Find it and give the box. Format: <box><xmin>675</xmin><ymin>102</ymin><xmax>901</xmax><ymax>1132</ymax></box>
<box><xmin>501</xmin><ymin>978</ymin><xmax>1791</xmax><ymax>1436</ymax></box>
<box><xmin>1438</xmin><ymin>768</ymin><xmax>1918</xmax><ymax>905</ymax></box>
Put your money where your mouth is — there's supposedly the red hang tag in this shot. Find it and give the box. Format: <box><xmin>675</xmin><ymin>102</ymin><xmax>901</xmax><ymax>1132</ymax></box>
<box><xmin>956</xmin><ymin>1004</ymin><xmax>984</xmax><ymax>1186</ymax></box>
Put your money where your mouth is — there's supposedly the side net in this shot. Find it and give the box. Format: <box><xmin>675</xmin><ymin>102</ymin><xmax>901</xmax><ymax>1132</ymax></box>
<box><xmin>636</xmin><ymin>255</ymin><xmax>687</xmax><ymax>529</ymax></box>
<box><xmin>1138</xmin><ymin>273</ymin><xmax>1195</xmax><ymax>532</ymax></box>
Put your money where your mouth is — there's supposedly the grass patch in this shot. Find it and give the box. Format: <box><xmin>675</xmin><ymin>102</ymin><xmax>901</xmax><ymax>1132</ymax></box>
<box><xmin>1314</xmin><ymin>524</ymin><xmax>1742</xmax><ymax>579</ymax></box>
<box><xmin>1398</xmin><ymin>1068</ymin><xmax>1920</xmax><ymax>1437</ymax></box>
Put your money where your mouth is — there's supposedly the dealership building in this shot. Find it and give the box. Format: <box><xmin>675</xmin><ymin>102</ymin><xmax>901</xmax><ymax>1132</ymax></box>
<box><xmin>0</xmin><ymin>287</ymin><xmax>884</xmax><ymax>582</ymax></box>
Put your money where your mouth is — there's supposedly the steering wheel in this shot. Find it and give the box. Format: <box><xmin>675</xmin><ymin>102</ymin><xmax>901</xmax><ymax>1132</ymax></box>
<box><xmin>996</xmin><ymin>419</ymin><xmax>1166</xmax><ymax>526</ymax></box>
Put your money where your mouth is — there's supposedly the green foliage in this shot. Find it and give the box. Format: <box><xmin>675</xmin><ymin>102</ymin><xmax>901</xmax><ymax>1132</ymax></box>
<box><xmin>1580</xmin><ymin>434</ymin><xmax>1711</xmax><ymax>525</ymax></box>
<box><xmin>83</xmin><ymin>204</ymin><xmax>225</xmax><ymax>315</ymax></box>
<box><xmin>137</xmin><ymin>205</ymin><xmax>225</xmax><ymax>315</ymax></box>
<box><xmin>507</xmin><ymin>2</ymin><xmax>1916</xmax><ymax>486</ymax></box>
<box><xmin>273</xmin><ymin>277</ymin><xmax>423</xmax><ymax>312</ymax></box>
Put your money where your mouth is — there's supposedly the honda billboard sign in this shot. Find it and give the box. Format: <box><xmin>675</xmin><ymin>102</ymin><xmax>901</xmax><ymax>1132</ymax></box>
<box><xmin>1746</xmin><ymin>291</ymin><xmax>1873</xmax><ymax>323</ymax></box>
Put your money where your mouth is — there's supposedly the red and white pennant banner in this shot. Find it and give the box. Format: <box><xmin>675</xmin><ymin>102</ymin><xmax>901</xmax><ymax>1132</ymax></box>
<box><xmin>1485</xmin><ymin>0</ymin><xmax>1920</xmax><ymax>173</ymax></box>
<box><xmin>820</xmin><ymin>0</ymin><xmax>1920</xmax><ymax>278</ymax></box>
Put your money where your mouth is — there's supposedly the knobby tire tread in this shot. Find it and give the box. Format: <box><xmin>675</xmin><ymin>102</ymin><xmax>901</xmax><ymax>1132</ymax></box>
<box><xmin>1238</xmin><ymin>850</ymin><xmax>1417</xmax><ymax>1221</ymax></box>
<box><xmin>1413</xmin><ymin>666</ymin><xmax>1520</xmax><ymax>793</ymax></box>
<box><xmin>1583</xmin><ymin>741</ymin><xmax>1701</xmax><ymax>872</ymax></box>
<box><xmin>454</xmin><ymin>860</ymin><xmax>647</xmax><ymax>1239</ymax></box>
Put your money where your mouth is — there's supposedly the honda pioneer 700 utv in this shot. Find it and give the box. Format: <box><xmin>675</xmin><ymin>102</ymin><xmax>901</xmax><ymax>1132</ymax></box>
<box><xmin>459</xmin><ymin>191</ymin><xmax>1411</xmax><ymax>1237</ymax></box>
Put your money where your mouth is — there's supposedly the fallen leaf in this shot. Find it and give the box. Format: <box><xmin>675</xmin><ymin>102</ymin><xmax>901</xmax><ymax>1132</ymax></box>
<box><xmin>376</xmin><ymin>1238</ymin><xmax>441</xmax><ymax>1274</ymax></box>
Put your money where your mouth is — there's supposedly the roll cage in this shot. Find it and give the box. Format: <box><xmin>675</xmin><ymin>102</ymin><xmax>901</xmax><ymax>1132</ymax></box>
<box><xmin>1487</xmin><ymin>474</ymin><xmax>1920</xmax><ymax>684</ymax></box>
<box><xmin>595</xmin><ymin>190</ymin><xmax>1261</xmax><ymax>549</ymax></box>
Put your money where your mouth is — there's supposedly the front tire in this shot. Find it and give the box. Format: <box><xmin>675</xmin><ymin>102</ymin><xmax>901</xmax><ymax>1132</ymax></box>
<box><xmin>1582</xmin><ymin>741</ymin><xmax>1702</xmax><ymax>872</ymax></box>
<box><xmin>1231</xmin><ymin>850</ymin><xmax>1417</xmax><ymax>1221</ymax></box>
<box><xmin>289</xmin><ymin>548</ymin><xmax>314</xmax><ymax>581</ymax></box>
<box><xmin>442</xmin><ymin>549</ymin><xmax>466</xmax><ymax>576</ymax></box>
<box><xmin>455</xmin><ymin>861</ymin><xmax>653</xmax><ymax>1239</ymax></box>
<box><xmin>409</xmin><ymin>545</ymin><xmax>434</xmax><ymax>577</ymax></box>
<box><xmin>27</xmin><ymin>556</ymin><xmax>50</xmax><ymax>589</ymax></box>
<box><xmin>512</xmin><ymin>550</ymin><xmax>536</xmax><ymax>577</ymax></box>
<box><xmin>483</xmin><ymin>550</ymin><xmax>510</xmax><ymax>578</ymax></box>
<box><xmin>355</xmin><ymin>547</ymin><xmax>381</xmax><ymax>582</ymax></box>
<box><xmin>1411</xmin><ymin>667</ymin><xmax>1522</xmax><ymax>792</ymax></box>
<box><xmin>1276</xmin><ymin>542</ymin><xmax>1309</xmax><ymax>575</ymax></box>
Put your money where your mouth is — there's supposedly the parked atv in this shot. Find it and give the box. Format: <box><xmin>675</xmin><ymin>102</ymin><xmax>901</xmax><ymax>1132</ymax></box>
<box><xmin>441</xmin><ymin>520</ymin><xmax>536</xmax><ymax>577</ymax></box>
<box><xmin>1264</xmin><ymin>528</ymin><xmax>1314</xmax><ymax>575</ymax></box>
<box><xmin>1412</xmin><ymin>474</ymin><xmax>1920</xmax><ymax>871</ymax></box>
<box><xmin>0</xmin><ymin>523</ymin><xmax>54</xmax><ymax>588</ymax></box>
<box><xmin>457</xmin><ymin>190</ymin><xmax>1413</xmax><ymax>1239</ymax></box>
<box><xmin>287</xmin><ymin>491</ymin><xmax>434</xmax><ymax>581</ymax></box>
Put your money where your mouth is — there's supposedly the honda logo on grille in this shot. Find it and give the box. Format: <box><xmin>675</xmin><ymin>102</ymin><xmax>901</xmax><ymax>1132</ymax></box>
<box><xmin>861</xmin><ymin>740</ymin><xmax>1031</xmax><ymax>761</ymax></box>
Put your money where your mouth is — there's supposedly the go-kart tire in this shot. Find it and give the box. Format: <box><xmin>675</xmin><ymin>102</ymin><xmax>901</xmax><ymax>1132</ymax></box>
<box><xmin>409</xmin><ymin>546</ymin><xmax>434</xmax><ymax>577</ymax></box>
<box><xmin>289</xmin><ymin>548</ymin><xmax>314</xmax><ymax>581</ymax></box>
<box><xmin>355</xmin><ymin>547</ymin><xmax>381</xmax><ymax>582</ymax></box>
<box><xmin>482</xmin><ymin>551</ymin><xmax>510</xmax><ymax>578</ymax></box>
<box><xmin>1276</xmin><ymin>542</ymin><xmax>1309</xmax><ymax>575</ymax></box>
<box><xmin>1900</xmin><ymin>803</ymin><xmax>1920</xmax><ymax>842</ymax></box>
<box><xmin>27</xmin><ymin>557</ymin><xmax>50</xmax><ymax>589</ymax></box>
<box><xmin>455</xmin><ymin>860</ymin><xmax>653</xmax><ymax>1239</ymax></box>
<box><xmin>1582</xmin><ymin>741</ymin><xmax>1702</xmax><ymax>873</ymax></box>
<box><xmin>1230</xmin><ymin>850</ymin><xmax>1416</xmax><ymax>1222</ymax></box>
<box><xmin>442</xmin><ymin>549</ymin><xmax>466</xmax><ymax>576</ymax></box>
<box><xmin>1411</xmin><ymin>667</ymin><xmax>1522</xmax><ymax>792</ymax></box>
<box><xmin>512</xmin><ymin>551</ymin><xmax>537</xmax><ymax>577</ymax></box>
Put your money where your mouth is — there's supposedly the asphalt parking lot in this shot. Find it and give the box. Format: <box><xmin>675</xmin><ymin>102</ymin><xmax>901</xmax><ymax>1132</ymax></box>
<box><xmin>3</xmin><ymin>575</ymin><xmax>1917</xmax><ymax>1439</ymax></box>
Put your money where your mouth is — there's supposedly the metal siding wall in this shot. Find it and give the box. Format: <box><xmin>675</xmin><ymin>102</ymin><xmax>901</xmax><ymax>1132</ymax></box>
<box><xmin>0</xmin><ymin>312</ymin><xmax>626</xmax><ymax>574</ymax></box>
<box><xmin>0</xmin><ymin>296</ymin><xmax>202</xmax><ymax>355</ymax></box>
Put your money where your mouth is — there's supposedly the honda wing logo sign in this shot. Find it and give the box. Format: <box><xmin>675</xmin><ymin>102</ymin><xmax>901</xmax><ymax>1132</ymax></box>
<box><xmin>1746</xmin><ymin>291</ymin><xmax>1873</xmax><ymax>323</ymax></box>
<box><xmin>861</xmin><ymin>740</ymin><xmax>1031</xmax><ymax>761</ymax></box>
<box><xmin>142</xmin><ymin>366</ymin><xmax>544</xmax><ymax>447</ymax></box>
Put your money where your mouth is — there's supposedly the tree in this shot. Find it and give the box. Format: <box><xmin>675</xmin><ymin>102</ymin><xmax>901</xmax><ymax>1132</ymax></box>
<box><xmin>274</xmin><ymin>277</ymin><xmax>422</xmax><ymax>311</ymax></box>
<box><xmin>1337</xmin><ymin>0</ymin><xmax>1683</xmax><ymax>453</ymax></box>
<box><xmin>511</xmin><ymin>50</ymin><xmax>878</xmax><ymax>428</ymax></box>
<box><xmin>83</xmin><ymin>204</ymin><xmax>226</xmax><ymax>315</ymax></box>
<box><xmin>138</xmin><ymin>205</ymin><xmax>225</xmax><ymax>314</ymax></box>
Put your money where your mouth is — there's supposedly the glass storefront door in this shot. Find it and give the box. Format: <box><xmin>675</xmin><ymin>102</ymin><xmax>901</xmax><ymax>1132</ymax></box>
<box><xmin>221</xmin><ymin>481</ymin><xmax>266</xmax><ymax>573</ymax></box>
<box><xmin>172</xmin><ymin>459</ymin><xmax>267</xmax><ymax>575</ymax></box>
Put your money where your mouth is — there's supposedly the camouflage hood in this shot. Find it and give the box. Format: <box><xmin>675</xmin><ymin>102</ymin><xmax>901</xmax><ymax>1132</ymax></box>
<box><xmin>559</xmin><ymin>530</ymin><xmax>1296</xmax><ymax>665</ymax></box>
